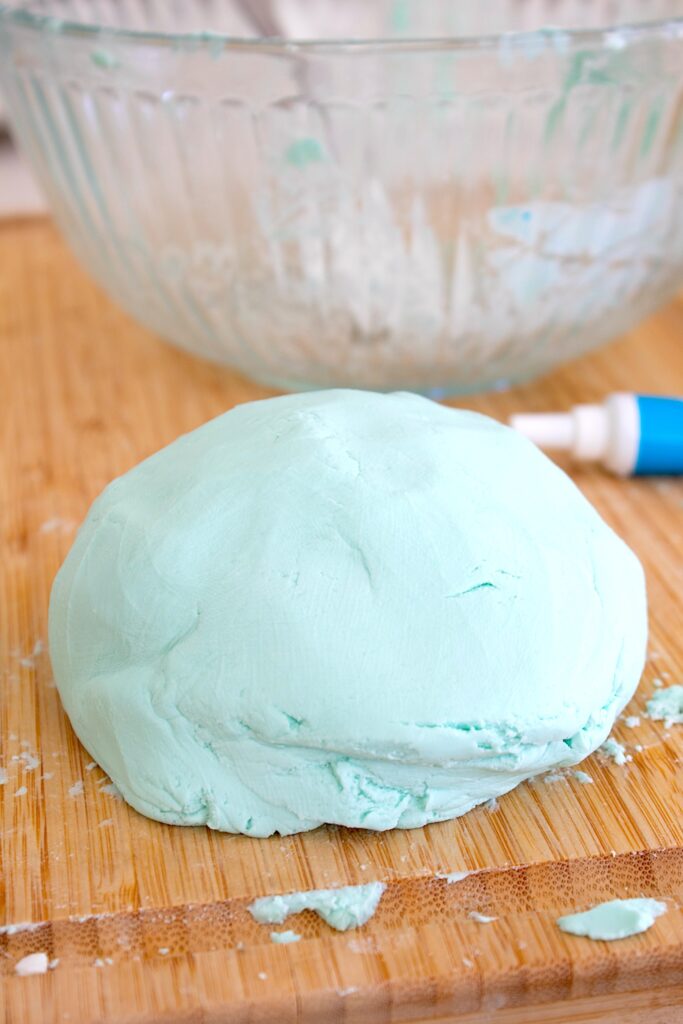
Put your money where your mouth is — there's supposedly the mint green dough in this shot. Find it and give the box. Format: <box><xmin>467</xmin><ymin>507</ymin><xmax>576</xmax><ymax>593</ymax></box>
<box><xmin>269</xmin><ymin>930</ymin><xmax>301</xmax><ymax>944</ymax></box>
<box><xmin>646</xmin><ymin>685</ymin><xmax>683</xmax><ymax>727</ymax></box>
<box><xmin>557</xmin><ymin>898</ymin><xmax>667</xmax><ymax>941</ymax></box>
<box><xmin>250</xmin><ymin>882</ymin><xmax>386</xmax><ymax>932</ymax></box>
<box><xmin>48</xmin><ymin>390</ymin><xmax>647</xmax><ymax>837</ymax></box>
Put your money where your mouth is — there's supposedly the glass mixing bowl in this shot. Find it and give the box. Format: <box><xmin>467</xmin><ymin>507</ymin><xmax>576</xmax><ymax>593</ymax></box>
<box><xmin>1</xmin><ymin>1</ymin><xmax>683</xmax><ymax>392</ymax></box>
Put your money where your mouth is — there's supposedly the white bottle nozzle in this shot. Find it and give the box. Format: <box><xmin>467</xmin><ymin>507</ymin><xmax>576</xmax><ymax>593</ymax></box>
<box><xmin>509</xmin><ymin>413</ymin><xmax>574</xmax><ymax>450</ymax></box>
<box><xmin>510</xmin><ymin>394</ymin><xmax>642</xmax><ymax>476</ymax></box>
<box><xmin>572</xmin><ymin>405</ymin><xmax>611</xmax><ymax>462</ymax></box>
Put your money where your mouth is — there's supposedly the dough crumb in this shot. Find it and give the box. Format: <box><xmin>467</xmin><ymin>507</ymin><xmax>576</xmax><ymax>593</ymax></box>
<box><xmin>68</xmin><ymin>780</ymin><xmax>84</xmax><ymax>797</ymax></box>
<box><xmin>98</xmin><ymin>781</ymin><xmax>122</xmax><ymax>800</ymax></box>
<box><xmin>20</xmin><ymin>752</ymin><xmax>40</xmax><ymax>771</ymax></box>
<box><xmin>468</xmin><ymin>911</ymin><xmax>497</xmax><ymax>923</ymax></box>
<box><xmin>599</xmin><ymin>738</ymin><xmax>631</xmax><ymax>766</ymax></box>
<box><xmin>346</xmin><ymin>935</ymin><xmax>378</xmax><ymax>954</ymax></box>
<box><xmin>623</xmin><ymin>715</ymin><xmax>640</xmax><ymax>728</ymax></box>
<box><xmin>543</xmin><ymin>771</ymin><xmax>567</xmax><ymax>784</ymax></box>
<box><xmin>437</xmin><ymin>870</ymin><xmax>471</xmax><ymax>884</ymax></box>
<box><xmin>270</xmin><ymin>930</ymin><xmax>301</xmax><ymax>944</ymax></box>
<box><xmin>646</xmin><ymin>685</ymin><xmax>683</xmax><ymax>728</ymax></box>
<box><xmin>0</xmin><ymin>922</ymin><xmax>44</xmax><ymax>936</ymax></box>
<box><xmin>15</xmin><ymin>953</ymin><xmax>48</xmax><ymax>976</ymax></box>
<box><xmin>573</xmin><ymin>770</ymin><xmax>593</xmax><ymax>784</ymax></box>
<box><xmin>40</xmin><ymin>517</ymin><xmax>76</xmax><ymax>534</ymax></box>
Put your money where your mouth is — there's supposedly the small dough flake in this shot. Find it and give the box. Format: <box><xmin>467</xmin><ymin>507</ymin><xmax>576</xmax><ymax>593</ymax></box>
<box><xmin>270</xmin><ymin>930</ymin><xmax>301</xmax><ymax>944</ymax></box>
<box><xmin>437</xmin><ymin>870</ymin><xmax>471</xmax><ymax>884</ymax></box>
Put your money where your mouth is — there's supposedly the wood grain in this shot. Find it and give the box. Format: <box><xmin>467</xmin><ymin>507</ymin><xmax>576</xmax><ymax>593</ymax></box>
<box><xmin>1</xmin><ymin>218</ymin><xmax>682</xmax><ymax>1024</ymax></box>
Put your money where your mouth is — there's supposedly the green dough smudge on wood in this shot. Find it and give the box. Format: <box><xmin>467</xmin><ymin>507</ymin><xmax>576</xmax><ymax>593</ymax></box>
<box><xmin>250</xmin><ymin>882</ymin><xmax>385</xmax><ymax>932</ymax></box>
<box><xmin>557</xmin><ymin>898</ymin><xmax>667</xmax><ymax>941</ymax></box>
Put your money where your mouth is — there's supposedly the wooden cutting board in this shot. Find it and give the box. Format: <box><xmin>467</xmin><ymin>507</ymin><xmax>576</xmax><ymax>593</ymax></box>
<box><xmin>1</xmin><ymin>218</ymin><xmax>683</xmax><ymax>1024</ymax></box>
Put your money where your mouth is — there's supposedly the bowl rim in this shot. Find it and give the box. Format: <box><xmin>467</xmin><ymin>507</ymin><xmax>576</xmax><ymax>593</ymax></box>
<box><xmin>0</xmin><ymin>3</ymin><xmax>682</xmax><ymax>53</ymax></box>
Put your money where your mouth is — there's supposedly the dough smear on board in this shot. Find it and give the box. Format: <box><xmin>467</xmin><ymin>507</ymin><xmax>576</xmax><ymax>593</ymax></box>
<box><xmin>49</xmin><ymin>390</ymin><xmax>646</xmax><ymax>836</ymax></box>
<box><xmin>557</xmin><ymin>898</ymin><xmax>667</xmax><ymax>941</ymax></box>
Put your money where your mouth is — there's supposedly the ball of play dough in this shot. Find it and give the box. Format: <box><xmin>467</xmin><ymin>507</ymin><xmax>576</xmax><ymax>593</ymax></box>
<box><xmin>49</xmin><ymin>391</ymin><xmax>646</xmax><ymax>836</ymax></box>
